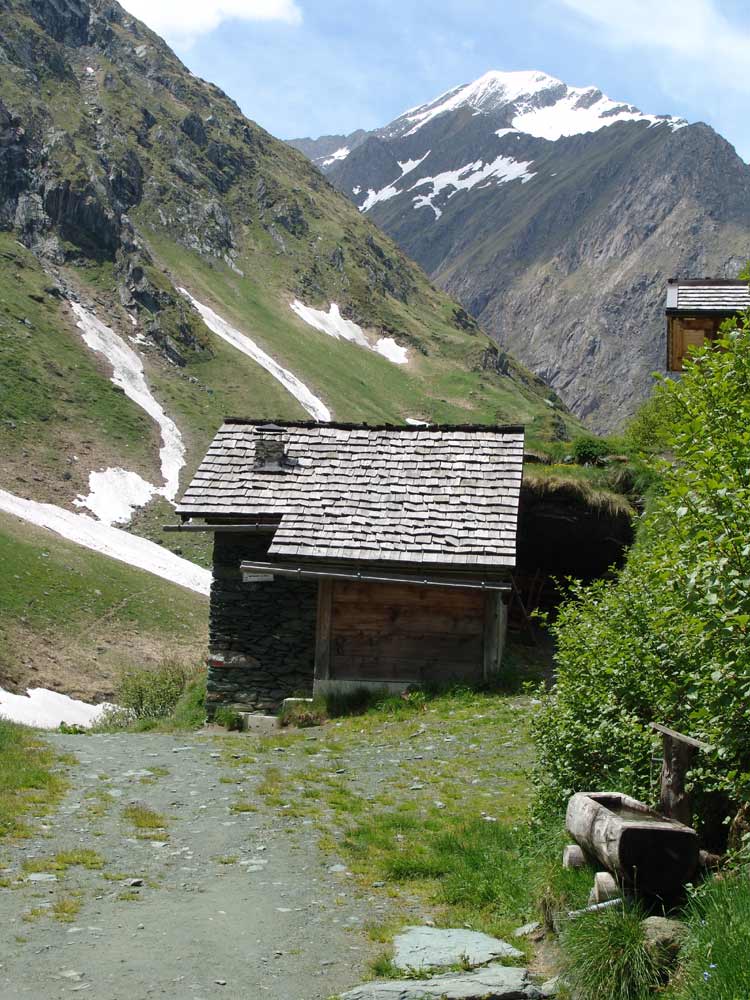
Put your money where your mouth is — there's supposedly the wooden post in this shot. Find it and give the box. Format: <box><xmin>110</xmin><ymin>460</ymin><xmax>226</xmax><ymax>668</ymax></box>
<box><xmin>650</xmin><ymin>724</ymin><xmax>710</xmax><ymax>827</ymax></box>
<box><xmin>314</xmin><ymin>579</ymin><xmax>333</xmax><ymax>682</ymax></box>
<box><xmin>483</xmin><ymin>591</ymin><xmax>508</xmax><ymax>679</ymax></box>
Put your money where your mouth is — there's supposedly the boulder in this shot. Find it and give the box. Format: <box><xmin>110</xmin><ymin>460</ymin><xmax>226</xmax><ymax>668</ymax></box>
<box><xmin>339</xmin><ymin>964</ymin><xmax>542</xmax><ymax>999</ymax></box>
<box><xmin>393</xmin><ymin>926</ymin><xmax>522</xmax><ymax>972</ymax></box>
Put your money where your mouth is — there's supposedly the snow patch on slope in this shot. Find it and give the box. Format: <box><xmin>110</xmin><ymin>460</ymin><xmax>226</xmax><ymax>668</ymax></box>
<box><xmin>71</xmin><ymin>304</ymin><xmax>186</xmax><ymax>523</ymax></box>
<box><xmin>0</xmin><ymin>488</ymin><xmax>211</xmax><ymax>595</ymax></box>
<box><xmin>360</xmin><ymin>184</ymin><xmax>401</xmax><ymax>212</ymax></box>
<box><xmin>397</xmin><ymin>151</ymin><xmax>431</xmax><ymax>176</ymax></box>
<box><xmin>181</xmin><ymin>290</ymin><xmax>331</xmax><ymax>421</ymax></box>
<box><xmin>320</xmin><ymin>145</ymin><xmax>350</xmax><ymax>167</ymax></box>
<box><xmin>290</xmin><ymin>300</ymin><xmax>409</xmax><ymax>366</ymax></box>
<box><xmin>411</xmin><ymin>154</ymin><xmax>535</xmax><ymax>219</ymax></box>
<box><xmin>291</xmin><ymin>300</ymin><xmax>369</xmax><ymax>347</ymax></box>
<box><xmin>0</xmin><ymin>686</ymin><xmax>110</xmax><ymax>730</ymax></box>
<box><xmin>74</xmin><ymin>468</ymin><xmax>156</xmax><ymax>526</ymax></box>
<box><xmin>374</xmin><ymin>338</ymin><xmax>408</xmax><ymax>364</ymax></box>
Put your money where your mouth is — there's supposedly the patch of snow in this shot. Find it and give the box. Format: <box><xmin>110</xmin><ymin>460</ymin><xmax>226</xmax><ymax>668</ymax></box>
<box><xmin>181</xmin><ymin>290</ymin><xmax>331</xmax><ymax>422</ymax></box>
<box><xmin>374</xmin><ymin>337</ymin><xmax>408</xmax><ymax>365</ymax></box>
<box><xmin>395</xmin><ymin>69</ymin><xmax>686</xmax><ymax>140</ymax></box>
<box><xmin>73</xmin><ymin>468</ymin><xmax>157</xmax><ymax>526</ymax></box>
<box><xmin>85</xmin><ymin>66</ymin><xmax>95</xmax><ymax>76</ymax></box>
<box><xmin>352</xmin><ymin>185</ymin><xmax>361</xmax><ymax>195</ymax></box>
<box><xmin>0</xmin><ymin>686</ymin><xmax>111</xmax><ymax>730</ymax></box>
<box><xmin>0</xmin><ymin>488</ymin><xmax>211</xmax><ymax>595</ymax></box>
<box><xmin>495</xmin><ymin>128</ymin><xmax>517</xmax><ymax>138</ymax></box>
<box><xmin>71</xmin><ymin>304</ymin><xmax>185</xmax><ymax>504</ymax></box>
<box><xmin>397</xmin><ymin>150</ymin><xmax>431</xmax><ymax>176</ymax></box>
<box><xmin>291</xmin><ymin>300</ymin><xmax>369</xmax><ymax>348</ymax></box>
<box><xmin>411</xmin><ymin>154</ymin><xmax>535</xmax><ymax>218</ymax></box>
<box><xmin>127</xmin><ymin>313</ymin><xmax>138</xmax><ymax>327</ymax></box>
<box><xmin>320</xmin><ymin>145</ymin><xmax>350</xmax><ymax>167</ymax></box>
<box><xmin>291</xmin><ymin>300</ymin><xmax>409</xmax><ymax>366</ymax></box>
<box><xmin>511</xmin><ymin>89</ymin><xmax>682</xmax><ymax>140</ymax></box>
<box><xmin>360</xmin><ymin>184</ymin><xmax>400</xmax><ymax>212</ymax></box>
<box><xmin>406</xmin><ymin>418</ymin><xmax>430</xmax><ymax>426</ymax></box>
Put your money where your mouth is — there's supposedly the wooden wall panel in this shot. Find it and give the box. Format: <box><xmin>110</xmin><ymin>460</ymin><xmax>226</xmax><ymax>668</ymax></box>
<box><xmin>327</xmin><ymin>580</ymin><xmax>485</xmax><ymax>684</ymax></box>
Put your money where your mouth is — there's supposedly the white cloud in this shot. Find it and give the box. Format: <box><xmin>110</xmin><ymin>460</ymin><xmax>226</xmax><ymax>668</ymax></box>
<box><xmin>120</xmin><ymin>0</ymin><xmax>302</xmax><ymax>45</ymax></box>
<box><xmin>556</xmin><ymin>0</ymin><xmax>750</xmax><ymax>87</ymax></box>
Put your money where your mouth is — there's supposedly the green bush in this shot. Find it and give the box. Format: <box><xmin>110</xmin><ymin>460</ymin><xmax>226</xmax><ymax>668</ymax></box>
<box><xmin>560</xmin><ymin>903</ymin><xmax>663</xmax><ymax>1000</ymax></box>
<box><xmin>668</xmin><ymin>870</ymin><xmax>750</xmax><ymax>999</ymax></box>
<box><xmin>572</xmin><ymin>435</ymin><xmax>610</xmax><ymax>465</ymax></box>
<box><xmin>117</xmin><ymin>661</ymin><xmax>188</xmax><ymax>720</ymax></box>
<box><xmin>533</xmin><ymin>321</ymin><xmax>750</xmax><ymax>818</ymax></box>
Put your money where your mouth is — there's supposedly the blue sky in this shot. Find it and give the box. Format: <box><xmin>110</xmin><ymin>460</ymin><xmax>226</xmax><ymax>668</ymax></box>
<box><xmin>121</xmin><ymin>0</ymin><xmax>750</xmax><ymax>160</ymax></box>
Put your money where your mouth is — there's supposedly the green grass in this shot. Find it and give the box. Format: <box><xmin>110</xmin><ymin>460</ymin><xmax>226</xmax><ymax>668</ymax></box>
<box><xmin>229</xmin><ymin>685</ymin><xmax>590</xmax><ymax>942</ymax></box>
<box><xmin>0</xmin><ymin>720</ymin><xmax>67</xmax><ymax>839</ymax></box>
<box><xmin>560</xmin><ymin>903</ymin><xmax>664</xmax><ymax>1000</ymax></box>
<box><xmin>122</xmin><ymin>802</ymin><xmax>167</xmax><ymax>835</ymax></box>
<box><xmin>668</xmin><ymin>871</ymin><xmax>750</xmax><ymax>1000</ymax></box>
<box><xmin>22</xmin><ymin>849</ymin><xmax>104</xmax><ymax>873</ymax></box>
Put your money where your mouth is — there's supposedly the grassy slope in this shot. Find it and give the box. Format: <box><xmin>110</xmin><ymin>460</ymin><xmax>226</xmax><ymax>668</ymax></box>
<box><xmin>0</xmin><ymin>511</ymin><xmax>207</xmax><ymax>701</ymax></box>
<box><xmin>0</xmin><ymin>235</ymin><xmax>163</xmax><ymax>504</ymax></box>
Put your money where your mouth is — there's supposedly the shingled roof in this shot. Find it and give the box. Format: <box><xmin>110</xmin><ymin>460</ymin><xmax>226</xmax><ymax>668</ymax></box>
<box><xmin>177</xmin><ymin>420</ymin><xmax>524</xmax><ymax>571</ymax></box>
<box><xmin>666</xmin><ymin>279</ymin><xmax>750</xmax><ymax>314</ymax></box>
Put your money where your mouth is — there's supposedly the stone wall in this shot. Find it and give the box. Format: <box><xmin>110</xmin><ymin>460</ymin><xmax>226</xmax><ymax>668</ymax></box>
<box><xmin>207</xmin><ymin>532</ymin><xmax>317</xmax><ymax>714</ymax></box>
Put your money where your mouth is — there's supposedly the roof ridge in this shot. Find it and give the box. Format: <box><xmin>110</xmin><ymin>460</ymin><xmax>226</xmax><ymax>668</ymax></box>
<box><xmin>222</xmin><ymin>418</ymin><xmax>526</xmax><ymax>433</ymax></box>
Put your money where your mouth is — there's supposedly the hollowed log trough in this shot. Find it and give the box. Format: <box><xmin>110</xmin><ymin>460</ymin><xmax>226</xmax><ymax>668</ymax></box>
<box><xmin>566</xmin><ymin>792</ymin><xmax>699</xmax><ymax>898</ymax></box>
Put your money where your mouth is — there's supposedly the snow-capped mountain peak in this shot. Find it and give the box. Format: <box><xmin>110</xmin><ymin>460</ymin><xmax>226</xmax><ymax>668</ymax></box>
<box><xmin>392</xmin><ymin>69</ymin><xmax>686</xmax><ymax>141</ymax></box>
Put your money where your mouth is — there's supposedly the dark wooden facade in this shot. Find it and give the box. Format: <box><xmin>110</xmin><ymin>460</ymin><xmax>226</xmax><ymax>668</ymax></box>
<box><xmin>313</xmin><ymin>580</ymin><xmax>506</xmax><ymax>694</ymax></box>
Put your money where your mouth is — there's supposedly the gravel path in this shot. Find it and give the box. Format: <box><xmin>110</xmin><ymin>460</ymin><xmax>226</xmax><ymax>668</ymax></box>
<box><xmin>0</xmin><ymin>732</ymin><xmax>383</xmax><ymax>1000</ymax></box>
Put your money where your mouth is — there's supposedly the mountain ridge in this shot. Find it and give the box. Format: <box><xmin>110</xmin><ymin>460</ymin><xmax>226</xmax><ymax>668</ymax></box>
<box><xmin>290</xmin><ymin>69</ymin><xmax>750</xmax><ymax>430</ymax></box>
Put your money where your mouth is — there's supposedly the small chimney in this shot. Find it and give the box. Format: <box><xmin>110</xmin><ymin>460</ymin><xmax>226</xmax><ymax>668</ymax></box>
<box><xmin>255</xmin><ymin>423</ymin><xmax>287</xmax><ymax>471</ymax></box>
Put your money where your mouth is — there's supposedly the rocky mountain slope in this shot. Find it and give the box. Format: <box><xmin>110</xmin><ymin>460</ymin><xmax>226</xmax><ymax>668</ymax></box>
<box><xmin>291</xmin><ymin>70</ymin><xmax>750</xmax><ymax>430</ymax></box>
<box><xmin>0</xmin><ymin>3</ymin><xmax>577</xmax><ymax>701</ymax></box>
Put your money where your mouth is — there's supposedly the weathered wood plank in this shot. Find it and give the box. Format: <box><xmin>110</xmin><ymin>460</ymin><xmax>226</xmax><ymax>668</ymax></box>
<box><xmin>332</xmin><ymin>633</ymin><xmax>482</xmax><ymax>662</ymax></box>
<box><xmin>314</xmin><ymin>579</ymin><xmax>333</xmax><ymax>681</ymax></box>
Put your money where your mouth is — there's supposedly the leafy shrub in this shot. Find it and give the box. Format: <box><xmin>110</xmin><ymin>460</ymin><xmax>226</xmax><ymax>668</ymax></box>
<box><xmin>572</xmin><ymin>435</ymin><xmax>610</xmax><ymax>465</ymax></box>
<box><xmin>560</xmin><ymin>903</ymin><xmax>663</xmax><ymax>1000</ymax></box>
<box><xmin>117</xmin><ymin>661</ymin><xmax>188</xmax><ymax>720</ymax></box>
<box><xmin>668</xmin><ymin>870</ymin><xmax>750</xmax><ymax>999</ymax></box>
<box><xmin>94</xmin><ymin>661</ymin><xmax>204</xmax><ymax>731</ymax></box>
<box><xmin>534</xmin><ymin>322</ymin><xmax>750</xmax><ymax>821</ymax></box>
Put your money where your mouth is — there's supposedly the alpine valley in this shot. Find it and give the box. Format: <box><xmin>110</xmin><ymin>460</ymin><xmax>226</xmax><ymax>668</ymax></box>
<box><xmin>291</xmin><ymin>70</ymin><xmax>750</xmax><ymax>430</ymax></box>
<box><xmin>0</xmin><ymin>0</ymin><xmax>576</xmax><ymax>697</ymax></box>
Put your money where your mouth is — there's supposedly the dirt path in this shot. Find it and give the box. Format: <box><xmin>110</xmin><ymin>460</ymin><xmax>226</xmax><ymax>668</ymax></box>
<box><xmin>0</xmin><ymin>732</ymin><xmax>382</xmax><ymax>999</ymax></box>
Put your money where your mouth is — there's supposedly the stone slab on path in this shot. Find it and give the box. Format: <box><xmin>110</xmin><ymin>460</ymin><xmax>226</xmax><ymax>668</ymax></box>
<box><xmin>340</xmin><ymin>964</ymin><xmax>542</xmax><ymax>999</ymax></box>
<box><xmin>393</xmin><ymin>926</ymin><xmax>523</xmax><ymax>971</ymax></box>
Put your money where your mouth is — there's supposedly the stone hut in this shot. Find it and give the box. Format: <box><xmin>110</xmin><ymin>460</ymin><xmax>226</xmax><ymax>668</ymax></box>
<box><xmin>666</xmin><ymin>278</ymin><xmax>750</xmax><ymax>371</ymax></box>
<box><xmin>175</xmin><ymin>420</ymin><xmax>524</xmax><ymax>715</ymax></box>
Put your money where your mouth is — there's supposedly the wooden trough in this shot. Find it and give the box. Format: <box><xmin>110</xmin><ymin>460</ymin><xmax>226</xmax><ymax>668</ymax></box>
<box><xmin>566</xmin><ymin>792</ymin><xmax>700</xmax><ymax>898</ymax></box>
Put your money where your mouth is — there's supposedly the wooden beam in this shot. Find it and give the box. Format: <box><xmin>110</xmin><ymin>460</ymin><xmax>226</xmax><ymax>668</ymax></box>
<box><xmin>482</xmin><ymin>591</ymin><xmax>501</xmax><ymax>680</ymax></box>
<box><xmin>239</xmin><ymin>559</ymin><xmax>511</xmax><ymax>591</ymax></box>
<box><xmin>314</xmin><ymin>579</ymin><xmax>333</xmax><ymax>682</ymax></box>
<box><xmin>163</xmin><ymin>523</ymin><xmax>277</xmax><ymax>533</ymax></box>
<box><xmin>650</xmin><ymin>723</ymin><xmax>711</xmax><ymax>826</ymax></box>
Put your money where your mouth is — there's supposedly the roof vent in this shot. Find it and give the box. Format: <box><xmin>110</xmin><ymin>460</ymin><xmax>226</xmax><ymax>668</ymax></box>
<box><xmin>255</xmin><ymin>423</ymin><xmax>288</xmax><ymax>472</ymax></box>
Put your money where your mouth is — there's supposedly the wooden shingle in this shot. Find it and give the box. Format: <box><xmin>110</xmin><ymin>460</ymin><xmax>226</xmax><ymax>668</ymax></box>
<box><xmin>177</xmin><ymin>420</ymin><xmax>524</xmax><ymax>571</ymax></box>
